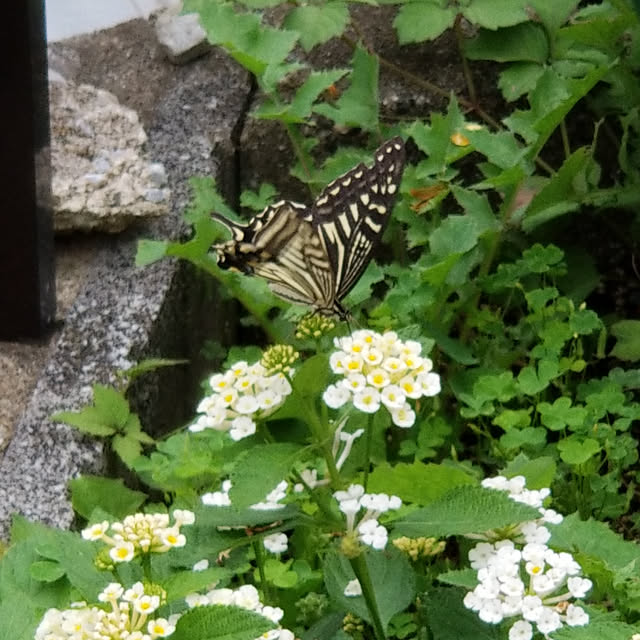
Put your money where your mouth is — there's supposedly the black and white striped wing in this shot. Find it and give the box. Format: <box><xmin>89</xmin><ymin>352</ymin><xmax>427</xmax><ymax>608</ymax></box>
<box><xmin>212</xmin><ymin>201</ymin><xmax>334</xmax><ymax>309</ymax></box>
<box><xmin>310</xmin><ymin>137</ymin><xmax>405</xmax><ymax>301</ymax></box>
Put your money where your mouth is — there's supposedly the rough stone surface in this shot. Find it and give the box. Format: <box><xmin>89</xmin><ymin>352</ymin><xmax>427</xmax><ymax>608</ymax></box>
<box><xmin>0</xmin><ymin>20</ymin><xmax>250</xmax><ymax>539</ymax></box>
<box><xmin>155</xmin><ymin>10</ymin><xmax>210</xmax><ymax>65</ymax></box>
<box><xmin>50</xmin><ymin>75</ymin><xmax>170</xmax><ymax>233</ymax></box>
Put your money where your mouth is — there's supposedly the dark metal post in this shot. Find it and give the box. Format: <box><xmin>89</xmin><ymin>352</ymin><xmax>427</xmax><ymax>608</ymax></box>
<box><xmin>0</xmin><ymin>0</ymin><xmax>55</xmax><ymax>339</ymax></box>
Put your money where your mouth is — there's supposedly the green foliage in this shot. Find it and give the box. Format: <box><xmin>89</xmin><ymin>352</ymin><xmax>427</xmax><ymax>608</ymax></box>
<box><xmin>171</xmin><ymin>605</ymin><xmax>276</xmax><ymax>640</ymax></box>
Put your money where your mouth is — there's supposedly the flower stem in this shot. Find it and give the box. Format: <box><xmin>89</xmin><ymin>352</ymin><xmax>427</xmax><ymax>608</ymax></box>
<box><xmin>253</xmin><ymin>539</ymin><xmax>272</xmax><ymax>601</ymax></box>
<box><xmin>350</xmin><ymin>552</ymin><xmax>386</xmax><ymax>640</ymax></box>
<box><xmin>363</xmin><ymin>413</ymin><xmax>374</xmax><ymax>491</ymax></box>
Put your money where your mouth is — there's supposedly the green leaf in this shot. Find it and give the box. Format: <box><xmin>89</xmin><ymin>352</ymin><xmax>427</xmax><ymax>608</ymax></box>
<box><xmin>323</xmin><ymin>548</ymin><xmax>415</xmax><ymax>632</ymax></box>
<box><xmin>537</xmin><ymin>397</ymin><xmax>587</xmax><ymax>431</ymax></box>
<box><xmin>70</xmin><ymin>476</ymin><xmax>146</xmax><ymax>520</ymax></box>
<box><xmin>314</xmin><ymin>46</ymin><xmax>379</xmax><ymax>131</ymax></box>
<box><xmin>92</xmin><ymin>384</ymin><xmax>130</xmax><ymax>429</ymax></box>
<box><xmin>393</xmin><ymin>1</ymin><xmax>456</xmax><ymax>44</ymax></box>
<box><xmin>0</xmin><ymin>592</ymin><xmax>39</xmax><ymax>640</ymax></box>
<box><xmin>292</xmin><ymin>354</ymin><xmax>330</xmax><ymax>399</ymax></box>
<box><xmin>164</xmin><ymin>568</ymin><xmax>230</xmax><ymax>602</ymax></box>
<box><xmin>502</xmin><ymin>454</ymin><xmax>556</xmax><ymax>489</ymax></box>
<box><xmin>462</xmin><ymin>0</ymin><xmax>530</xmax><ymax>28</ymax></box>
<box><xmin>528</xmin><ymin>0</ymin><xmax>580</xmax><ymax>32</ymax></box>
<box><xmin>240</xmin><ymin>183</ymin><xmax>277</xmax><ymax>211</ymax></box>
<box><xmin>428</xmin><ymin>216</ymin><xmax>479</xmax><ymax>258</ymax></box>
<box><xmin>498</xmin><ymin>62</ymin><xmax>545</xmax><ymax>101</ymax></box>
<box><xmin>551</xmin><ymin>615</ymin><xmax>640</xmax><ymax>640</ymax></box>
<box><xmin>437</xmin><ymin>568</ymin><xmax>478</xmax><ymax>589</ymax></box>
<box><xmin>29</xmin><ymin>560</ymin><xmax>65</xmax><ymax>583</ymax></box>
<box><xmin>367</xmin><ymin>462</ymin><xmax>475</xmax><ymax>504</ymax></box>
<box><xmin>610</xmin><ymin>320</ymin><xmax>640</xmax><ymax>362</ymax></box>
<box><xmin>500</xmin><ymin>427</ymin><xmax>547</xmax><ymax>451</ymax></box>
<box><xmin>463</xmin><ymin>128</ymin><xmax>527</xmax><ymax>171</ymax></box>
<box><xmin>394</xmin><ymin>485</ymin><xmax>540</xmax><ymax>538</ymax></box>
<box><xmin>120</xmin><ymin>358</ymin><xmax>189</xmax><ymax>383</ymax></box>
<box><xmin>112</xmin><ymin>434</ymin><xmax>144</xmax><ymax>469</ymax></box>
<box><xmin>344</xmin><ymin>260</ymin><xmax>386</xmax><ymax>307</ymax></box>
<box><xmin>171</xmin><ymin>605</ymin><xmax>275</xmax><ymax>640</ymax></box>
<box><xmin>493</xmin><ymin>408</ymin><xmax>532</xmax><ymax>430</ymax></box>
<box><xmin>50</xmin><ymin>406</ymin><xmax>116</xmax><ymax>437</ymax></box>
<box><xmin>136</xmin><ymin>239</ymin><xmax>169</xmax><ymax>267</ymax></box>
<box><xmin>284</xmin><ymin>3</ymin><xmax>350</xmax><ymax>51</ymax></box>
<box><xmin>557</xmin><ymin>436</ymin><xmax>601</xmax><ymax>465</ymax></box>
<box><xmin>464</xmin><ymin>23</ymin><xmax>548</xmax><ymax>63</ymax></box>
<box><xmin>523</xmin><ymin>147</ymin><xmax>593</xmax><ymax>231</ymax></box>
<box><xmin>229</xmin><ymin>443</ymin><xmax>300</xmax><ymax>508</ymax></box>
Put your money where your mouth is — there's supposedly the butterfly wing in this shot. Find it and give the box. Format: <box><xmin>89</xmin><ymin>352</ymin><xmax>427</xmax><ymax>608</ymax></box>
<box><xmin>311</xmin><ymin>137</ymin><xmax>405</xmax><ymax>302</ymax></box>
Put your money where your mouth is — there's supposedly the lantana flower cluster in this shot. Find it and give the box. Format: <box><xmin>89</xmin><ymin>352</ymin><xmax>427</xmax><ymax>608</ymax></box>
<box><xmin>463</xmin><ymin>476</ymin><xmax>592</xmax><ymax>640</ymax></box>
<box><xmin>35</xmin><ymin>581</ymin><xmax>176</xmax><ymax>640</ymax></box>
<box><xmin>334</xmin><ymin>484</ymin><xmax>402</xmax><ymax>551</ymax></box>
<box><xmin>81</xmin><ymin>510</ymin><xmax>194</xmax><ymax>564</ymax></box>
<box><xmin>323</xmin><ymin>330</ymin><xmax>441</xmax><ymax>427</ymax></box>
<box><xmin>185</xmin><ymin>584</ymin><xmax>294</xmax><ymax>640</ymax></box>
<box><xmin>189</xmin><ymin>359</ymin><xmax>293</xmax><ymax>441</ymax></box>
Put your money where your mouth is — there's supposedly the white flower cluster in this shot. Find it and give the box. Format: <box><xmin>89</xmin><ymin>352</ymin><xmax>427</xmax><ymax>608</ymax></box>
<box><xmin>463</xmin><ymin>476</ymin><xmax>591</xmax><ymax>640</ymax></box>
<box><xmin>186</xmin><ymin>584</ymin><xmax>294</xmax><ymax>640</ymax></box>
<box><xmin>334</xmin><ymin>484</ymin><xmax>402</xmax><ymax>550</ymax></box>
<box><xmin>81</xmin><ymin>510</ymin><xmax>195</xmax><ymax>564</ymax></box>
<box><xmin>35</xmin><ymin>582</ymin><xmax>177</xmax><ymax>640</ymax></box>
<box><xmin>190</xmin><ymin>361</ymin><xmax>292</xmax><ymax>441</ymax></box>
<box><xmin>323</xmin><ymin>330</ymin><xmax>440</xmax><ymax>427</ymax></box>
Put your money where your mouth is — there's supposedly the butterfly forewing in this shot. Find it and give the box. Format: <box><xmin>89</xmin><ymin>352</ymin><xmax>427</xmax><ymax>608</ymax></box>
<box><xmin>311</xmin><ymin>137</ymin><xmax>405</xmax><ymax>301</ymax></box>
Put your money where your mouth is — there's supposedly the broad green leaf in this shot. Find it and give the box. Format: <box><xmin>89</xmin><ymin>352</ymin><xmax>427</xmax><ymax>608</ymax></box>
<box><xmin>171</xmin><ymin>605</ymin><xmax>275</xmax><ymax>640</ymax></box>
<box><xmin>450</xmin><ymin>187</ymin><xmax>498</xmax><ymax>234</ymax></box>
<box><xmin>610</xmin><ymin>320</ymin><xmax>640</xmax><ymax>362</ymax></box>
<box><xmin>393</xmin><ymin>1</ymin><xmax>456</xmax><ymax>44</ymax></box>
<box><xmin>437</xmin><ymin>568</ymin><xmax>478</xmax><ymax>589</ymax></box>
<box><xmin>525</xmin><ymin>287</ymin><xmax>558</xmax><ymax>311</ymax></box>
<box><xmin>462</xmin><ymin>0</ymin><xmax>530</xmax><ymax>28</ymax></box>
<box><xmin>570</xmin><ymin>308</ymin><xmax>602</xmax><ymax>335</ymax></box>
<box><xmin>70</xmin><ymin>476</ymin><xmax>146</xmax><ymax>520</ymax></box>
<box><xmin>112</xmin><ymin>434</ymin><xmax>144</xmax><ymax>469</ymax></box>
<box><xmin>394</xmin><ymin>485</ymin><xmax>540</xmax><ymax>537</ymax></box>
<box><xmin>423</xmin><ymin>587</ymin><xmax>502</xmax><ymax>640</ymax></box>
<box><xmin>91</xmin><ymin>384</ymin><xmax>130</xmax><ymax>428</ymax></box>
<box><xmin>556</xmin><ymin>436</ymin><xmax>601</xmax><ymax>465</ymax></box>
<box><xmin>164</xmin><ymin>567</ymin><xmax>229</xmax><ymax>602</ymax></box>
<box><xmin>502</xmin><ymin>454</ymin><xmax>556</xmax><ymax>489</ymax></box>
<box><xmin>284</xmin><ymin>3</ymin><xmax>350</xmax><ymax>51</ymax></box>
<box><xmin>344</xmin><ymin>260</ymin><xmax>385</xmax><ymax>307</ymax></box>
<box><xmin>464</xmin><ymin>23</ymin><xmax>548</xmax><ymax>63</ymax></box>
<box><xmin>527</xmin><ymin>0</ymin><xmax>580</xmax><ymax>32</ymax></box>
<box><xmin>0</xmin><ymin>592</ymin><xmax>39</xmax><ymax>640</ymax></box>
<box><xmin>498</xmin><ymin>62</ymin><xmax>545</xmax><ymax>101</ymax></box>
<box><xmin>429</xmin><ymin>216</ymin><xmax>479</xmax><ymax>258</ymax></box>
<box><xmin>492</xmin><ymin>408</ymin><xmax>532</xmax><ymax>430</ymax></box>
<box><xmin>314</xmin><ymin>46</ymin><xmax>379</xmax><ymax>131</ymax></box>
<box><xmin>550</xmin><ymin>512</ymin><xmax>640</xmax><ymax>572</ymax></box>
<box><xmin>552</xmin><ymin>615</ymin><xmax>640</xmax><ymax>640</ymax></box>
<box><xmin>367</xmin><ymin>462</ymin><xmax>475</xmax><ymax>504</ymax></box>
<box><xmin>292</xmin><ymin>353</ymin><xmax>331</xmax><ymax>399</ymax></box>
<box><xmin>323</xmin><ymin>548</ymin><xmax>415</xmax><ymax>632</ymax></box>
<box><xmin>229</xmin><ymin>443</ymin><xmax>300</xmax><ymax>508</ymax></box>
<box><xmin>464</xmin><ymin>128</ymin><xmax>528</xmax><ymax>171</ymax></box>
<box><xmin>500</xmin><ymin>427</ymin><xmax>547</xmax><ymax>451</ymax></box>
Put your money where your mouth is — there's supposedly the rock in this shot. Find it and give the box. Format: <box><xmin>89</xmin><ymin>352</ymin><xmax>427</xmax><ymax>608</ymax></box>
<box><xmin>49</xmin><ymin>78</ymin><xmax>170</xmax><ymax>233</ymax></box>
<box><xmin>155</xmin><ymin>10</ymin><xmax>210</xmax><ymax>65</ymax></box>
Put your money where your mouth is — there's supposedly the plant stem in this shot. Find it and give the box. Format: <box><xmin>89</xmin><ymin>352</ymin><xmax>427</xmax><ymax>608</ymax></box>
<box><xmin>350</xmin><ymin>552</ymin><xmax>386</xmax><ymax>640</ymax></box>
<box><xmin>253</xmin><ymin>540</ymin><xmax>272</xmax><ymax>601</ymax></box>
<box><xmin>560</xmin><ymin>120</ymin><xmax>571</xmax><ymax>160</ymax></box>
<box><xmin>454</xmin><ymin>13</ymin><xmax>477</xmax><ymax>107</ymax></box>
<box><xmin>363</xmin><ymin>413</ymin><xmax>374</xmax><ymax>491</ymax></box>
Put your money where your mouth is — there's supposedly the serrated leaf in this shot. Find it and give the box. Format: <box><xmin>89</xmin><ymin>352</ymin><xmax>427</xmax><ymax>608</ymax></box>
<box><xmin>437</xmin><ymin>568</ymin><xmax>478</xmax><ymax>589</ymax></box>
<box><xmin>164</xmin><ymin>568</ymin><xmax>229</xmax><ymax>602</ymax></box>
<box><xmin>284</xmin><ymin>3</ymin><xmax>350</xmax><ymax>51</ymax></box>
<box><xmin>502</xmin><ymin>454</ymin><xmax>556</xmax><ymax>489</ymax></box>
<box><xmin>429</xmin><ymin>216</ymin><xmax>479</xmax><ymax>258</ymax></box>
<box><xmin>171</xmin><ymin>605</ymin><xmax>275</xmax><ymax>640</ymax></box>
<box><xmin>112</xmin><ymin>434</ymin><xmax>144</xmax><ymax>469</ymax></box>
<box><xmin>92</xmin><ymin>384</ymin><xmax>130</xmax><ymax>429</ymax></box>
<box><xmin>537</xmin><ymin>397</ymin><xmax>587</xmax><ymax>431</ymax></box>
<box><xmin>500</xmin><ymin>427</ymin><xmax>547</xmax><ymax>451</ymax></box>
<box><xmin>610</xmin><ymin>320</ymin><xmax>640</xmax><ymax>362</ymax></box>
<box><xmin>229</xmin><ymin>443</ymin><xmax>300</xmax><ymax>508</ymax></box>
<box><xmin>557</xmin><ymin>436</ymin><xmax>601</xmax><ymax>465</ymax></box>
<box><xmin>344</xmin><ymin>260</ymin><xmax>385</xmax><ymax>307</ymax></box>
<box><xmin>498</xmin><ymin>62</ymin><xmax>545</xmax><ymax>101</ymax></box>
<box><xmin>393</xmin><ymin>1</ymin><xmax>456</xmax><ymax>44</ymax></box>
<box><xmin>367</xmin><ymin>462</ymin><xmax>475</xmax><ymax>504</ymax></box>
<box><xmin>462</xmin><ymin>0</ymin><xmax>530</xmax><ymax>28</ymax></box>
<box><xmin>70</xmin><ymin>476</ymin><xmax>147</xmax><ymax>520</ymax></box>
<box><xmin>50</xmin><ymin>407</ymin><xmax>116</xmax><ymax>437</ymax></box>
<box><xmin>394</xmin><ymin>485</ymin><xmax>540</xmax><ymax>537</ymax></box>
<box><xmin>240</xmin><ymin>183</ymin><xmax>277</xmax><ymax>211</ymax></box>
<box><xmin>313</xmin><ymin>46</ymin><xmax>379</xmax><ymax>131</ymax></box>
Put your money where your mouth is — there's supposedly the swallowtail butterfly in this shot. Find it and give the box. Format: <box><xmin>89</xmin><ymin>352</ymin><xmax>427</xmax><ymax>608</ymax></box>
<box><xmin>211</xmin><ymin>137</ymin><xmax>405</xmax><ymax>318</ymax></box>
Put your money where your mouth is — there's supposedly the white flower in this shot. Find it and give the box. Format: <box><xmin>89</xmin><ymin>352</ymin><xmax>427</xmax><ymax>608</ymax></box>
<box><xmin>344</xmin><ymin>579</ymin><xmax>362</xmax><ymax>597</ymax></box>
<box><xmin>520</xmin><ymin>595</ymin><xmax>543</xmax><ymax>621</ymax></box>
<box><xmin>418</xmin><ymin>371</ymin><xmax>441</xmax><ymax>396</ymax></box>
<box><xmin>323</xmin><ymin>384</ymin><xmax>350</xmax><ymax>409</ymax></box>
<box><xmin>82</xmin><ymin>521</ymin><xmax>109</xmax><ymax>541</ymax></box>
<box><xmin>262</xmin><ymin>606</ymin><xmax>284</xmax><ymax>623</ymax></box>
<box><xmin>536</xmin><ymin>607</ymin><xmax>562</xmax><ymax>634</ymax></box>
<box><xmin>508</xmin><ymin>620</ymin><xmax>532</xmax><ymax>640</ymax></box>
<box><xmin>202</xmin><ymin>488</ymin><xmax>232</xmax><ymax>506</ymax></box>
<box><xmin>134</xmin><ymin>594</ymin><xmax>160</xmax><ymax>615</ymax></box>
<box><xmin>148</xmin><ymin>617</ymin><xmax>176</xmax><ymax>638</ymax></box>
<box><xmin>357</xmin><ymin>519</ymin><xmax>388</xmax><ymax>550</ymax></box>
<box><xmin>233</xmin><ymin>585</ymin><xmax>261</xmax><ymax>610</ymax></box>
<box><xmin>567</xmin><ymin>576</ymin><xmax>592</xmax><ymax>598</ymax></box>
<box><xmin>353</xmin><ymin>387</ymin><xmax>381</xmax><ymax>413</ymax></box>
<box><xmin>110</xmin><ymin>540</ymin><xmax>135</xmax><ymax>563</ymax></box>
<box><xmin>380</xmin><ymin>385</ymin><xmax>406</xmax><ymax>409</ymax></box>
<box><xmin>391</xmin><ymin>403</ymin><xmax>416</xmax><ymax>427</ymax></box>
<box><xmin>193</xmin><ymin>559</ymin><xmax>209</xmax><ymax>571</ymax></box>
<box><xmin>229</xmin><ymin>416</ymin><xmax>256</xmax><ymax>440</ymax></box>
<box><xmin>469</xmin><ymin>542</ymin><xmax>495</xmax><ymax>569</ymax></box>
<box><xmin>99</xmin><ymin>583</ymin><xmax>124</xmax><ymax>601</ymax></box>
<box><xmin>263</xmin><ymin>533</ymin><xmax>288</xmax><ymax>554</ymax></box>
<box><xmin>367</xmin><ymin>368</ymin><xmax>391</xmax><ymax>388</ymax></box>
<box><xmin>206</xmin><ymin>588</ymin><xmax>234</xmax><ymax>605</ymax></box>
<box><xmin>342</xmin><ymin>373</ymin><xmax>367</xmax><ymax>392</ymax></box>
<box><xmin>565</xmin><ymin>604</ymin><xmax>589</xmax><ymax>626</ymax></box>
<box><xmin>478</xmin><ymin>598</ymin><xmax>504</xmax><ymax>623</ymax></box>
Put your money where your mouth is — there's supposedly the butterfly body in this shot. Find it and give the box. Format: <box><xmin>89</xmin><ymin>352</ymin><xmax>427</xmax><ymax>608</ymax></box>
<box><xmin>212</xmin><ymin>137</ymin><xmax>405</xmax><ymax>318</ymax></box>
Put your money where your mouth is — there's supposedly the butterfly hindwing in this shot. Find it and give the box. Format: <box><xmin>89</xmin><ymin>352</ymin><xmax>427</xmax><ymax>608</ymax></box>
<box><xmin>211</xmin><ymin>137</ymin><xmax>405</xmax><ymax>316</ymax></box>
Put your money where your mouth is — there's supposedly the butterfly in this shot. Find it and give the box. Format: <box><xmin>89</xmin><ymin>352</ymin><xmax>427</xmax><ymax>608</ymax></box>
<box><xmin>211</xmin><ymin>137</ymin><xmax>405</xmax><ymax>318</ymax></box>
